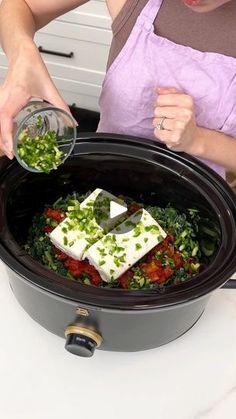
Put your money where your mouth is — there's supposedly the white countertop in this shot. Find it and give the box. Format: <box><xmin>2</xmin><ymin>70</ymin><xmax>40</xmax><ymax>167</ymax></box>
<box><xmin>0</xmin><ymin>260</ymin><xmax>236</xmax><ymax>419</ymax></box>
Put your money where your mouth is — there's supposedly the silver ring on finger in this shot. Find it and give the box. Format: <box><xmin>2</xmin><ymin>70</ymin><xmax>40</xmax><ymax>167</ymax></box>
<box><xmin>155</xmin><ymin>116</ymin><xmax>167</xmax><ymax>131</ymax></box>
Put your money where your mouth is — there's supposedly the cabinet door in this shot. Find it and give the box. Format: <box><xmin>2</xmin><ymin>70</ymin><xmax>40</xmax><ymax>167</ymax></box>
<box><xmin>57</xmin><ymin>0</ymin><xmax>111</xmax><ymax>29</ymax></box>
<box><xmin>35</xmin><ymin>30</ymin><xmax>110</xmax><ymax>71</ymax></box>
<box><xmin>0</xmin><ymin>1</ymin><xmax>112</xmax><ymax>112</ymax></box>
<box><xmin>52</xmin><ymin>76</ymin><xmax>102</xmax><ymax>111</ymax></box>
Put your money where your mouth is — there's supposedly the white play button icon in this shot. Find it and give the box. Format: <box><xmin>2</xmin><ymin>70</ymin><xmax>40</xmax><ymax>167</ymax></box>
<box><xmin>110</xmin><ymin>200</ymin><xmax>127</xmax><ymax>219</ymax></box>
<box><xmin>93</xmin><ymin>190</ymin><xmax>143</xmax><ymax>233</ymax></box>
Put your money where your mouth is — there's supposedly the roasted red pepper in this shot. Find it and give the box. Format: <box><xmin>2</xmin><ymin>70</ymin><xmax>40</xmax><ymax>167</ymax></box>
<box><xmin>118</xmin><ymin>271</ymin><xmax>134</xmax><ymax>289</ymax></box>
<box><xmin>44</xmin><ymin>225</ymin><xmax>54</xmax><ymax>234</ymax></box>
<box><xmin>63</xmin><ymin>257</ymin><xmax>102</xmax><ymax>286</ymax></box>
<box><xmin>45</xmin><ymin>208</ymin><xmax>65</xmax><ymax>223</ymax></box>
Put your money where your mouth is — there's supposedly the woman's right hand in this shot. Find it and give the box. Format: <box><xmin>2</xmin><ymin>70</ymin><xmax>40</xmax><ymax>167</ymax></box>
<box><xmin>0</xmin><ymin>40</ymin><xmax>71</xmax><ymax>159</ymax></box>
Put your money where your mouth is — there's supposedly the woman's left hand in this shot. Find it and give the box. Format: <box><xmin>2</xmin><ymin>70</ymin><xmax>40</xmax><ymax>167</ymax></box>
<box><xmin>153</xmin><ymin>87</ymin><xmax>200</xmax><ymax>154</ymax></box>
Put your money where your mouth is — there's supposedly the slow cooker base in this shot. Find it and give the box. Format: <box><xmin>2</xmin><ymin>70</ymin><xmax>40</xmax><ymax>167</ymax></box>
<box><xmin>1</xmin><ymin>134</ymin><xmax>235</xmax><ymax>356</ymax></box>
<box><xmin>7</xmin><ymin>267</ymin><xmax>210</xmax><ymax>353</ymax></box>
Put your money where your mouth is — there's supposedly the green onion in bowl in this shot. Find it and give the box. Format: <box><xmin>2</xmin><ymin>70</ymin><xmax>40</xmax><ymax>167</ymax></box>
<box><xmin>14</xmin><ymin>102</ymin><xmax>77</xmax><ymax>174</ymax></box>
<box><xmin>17</xmin><ymin>129</ymin><xmax>64</xmax><ymax>174</ymax></box>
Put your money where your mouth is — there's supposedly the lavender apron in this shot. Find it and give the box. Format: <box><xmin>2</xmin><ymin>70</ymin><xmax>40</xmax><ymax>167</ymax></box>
<box><xmin>97</xmin><ymin>0</ymin><xmax>236</xmax><ymax>177</ymax></box>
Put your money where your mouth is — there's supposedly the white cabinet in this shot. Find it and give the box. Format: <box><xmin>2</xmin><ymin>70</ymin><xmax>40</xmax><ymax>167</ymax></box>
<box><xmin>0</xmin><ymin>0</ymin><xmax>112</xmax><ymax>111</ymax></box>
<box><xmin>57</xmin><ymin>0</ymin><xmax>111</xmax><ymax>29</ymax></box>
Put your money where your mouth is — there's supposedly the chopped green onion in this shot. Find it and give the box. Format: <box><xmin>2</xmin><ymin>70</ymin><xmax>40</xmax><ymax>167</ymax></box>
<box><xmin>17</xmin><ymin>128</ymin><xmax>64</xmax><ymax>174</ymax></box>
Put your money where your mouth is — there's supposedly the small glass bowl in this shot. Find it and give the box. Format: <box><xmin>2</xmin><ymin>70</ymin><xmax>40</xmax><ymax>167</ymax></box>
<box><xmin>14</xmin><ymin>100</ymin><xmax>77</xmax><ymax>173</ymax></box>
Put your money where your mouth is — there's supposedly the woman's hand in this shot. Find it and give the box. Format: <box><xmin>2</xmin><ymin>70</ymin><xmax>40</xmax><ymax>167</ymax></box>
<box><xmin>153</xmin><ymin>87</ymin><xmax>236</xmax><ymax>172</ymax></box>
<box><xmin>0</xmin><ymin>41</ymin><xmax>70</xmax><ymax>159</ymax></box>
<box><xmin>153</xmin><ymin>87</ymin><xmax>201</xmax><ymax>155</ymax></box>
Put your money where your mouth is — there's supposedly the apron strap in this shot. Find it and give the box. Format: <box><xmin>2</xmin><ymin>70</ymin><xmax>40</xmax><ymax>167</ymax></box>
<box><xmin>137</xmin><ymin>0</ymin><xmax>163</xmax><ymax>25</ymax></box>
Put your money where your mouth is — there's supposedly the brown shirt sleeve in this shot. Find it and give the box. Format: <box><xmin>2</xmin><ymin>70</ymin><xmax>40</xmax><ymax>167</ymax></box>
<box><xmin>107</xmin><ymin>0</ymin><xmax>236</xmax><ymax>69</ymax></box>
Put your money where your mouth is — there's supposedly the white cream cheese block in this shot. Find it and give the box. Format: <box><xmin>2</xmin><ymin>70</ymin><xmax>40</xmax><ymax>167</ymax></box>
<box><xmin>49</xmin><ymin>189</ymin><xmax>126</xmax><ymax>260</ymax></box>
<box><xmin>84</xmin><ymin>209</ymin><xmax>167</xmax><ymax>282</ymax></box>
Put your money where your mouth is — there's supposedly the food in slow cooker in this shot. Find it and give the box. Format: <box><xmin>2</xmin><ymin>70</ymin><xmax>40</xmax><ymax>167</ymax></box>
<box><xmin>25</xmin><ymin>190</ymin><xmax>220</xmax><ymax>289</ymax></box>
<box><xmin>84</xmin><ymin>208</ymin><xmax>166</xmax><ymax>282</ymax></box>
<box><xmin>50</xmin><ymin>189</ymin><xmax>129</xmax><ymax>260</ymax></box>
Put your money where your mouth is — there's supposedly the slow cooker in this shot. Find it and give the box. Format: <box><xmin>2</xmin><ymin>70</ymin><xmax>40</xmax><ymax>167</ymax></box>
<box><xmin>0</xmin><ymin>133</ymin><xmax>236</xmax><ymax>357</ymax></box>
